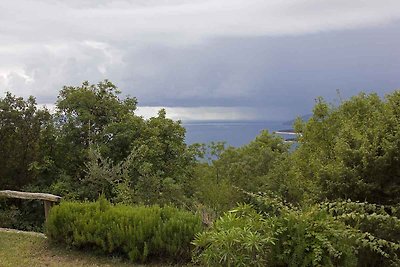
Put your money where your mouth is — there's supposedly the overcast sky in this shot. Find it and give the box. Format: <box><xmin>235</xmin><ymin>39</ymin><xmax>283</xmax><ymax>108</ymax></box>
<box><xmin>1</xmin><ymin>0</ymin><xmax>399</xmax><ymax>120</ymax></box>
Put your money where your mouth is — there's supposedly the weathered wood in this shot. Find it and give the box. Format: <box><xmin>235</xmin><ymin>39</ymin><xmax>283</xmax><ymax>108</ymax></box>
<box><xmin>43</xmin><ymin>201</ymin><xmax>54</xmax><ymax>222</ymax></box>
<box><xmin>0</xmin><ymin>190</ymin><xmax>61</xmax><ymax>202</ymax></box>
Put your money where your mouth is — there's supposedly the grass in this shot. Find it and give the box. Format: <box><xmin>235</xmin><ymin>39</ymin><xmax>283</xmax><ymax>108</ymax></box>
<box><xmin>0</xmin><ymin>230</ymin><xmax>185</xmax><ymax>267</ymax></box>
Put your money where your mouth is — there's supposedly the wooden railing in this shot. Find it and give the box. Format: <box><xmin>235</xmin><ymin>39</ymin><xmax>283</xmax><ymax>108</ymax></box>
<box><xmin>0</xmin><ymin>190</ymin><xmax>62</xmax><ymax>221</ymax></box>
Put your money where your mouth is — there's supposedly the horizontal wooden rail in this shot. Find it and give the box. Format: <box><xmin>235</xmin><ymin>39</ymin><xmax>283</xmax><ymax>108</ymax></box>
<box><xmin>0</xmin><ymin>190</ymin><xmax>62</xmax><ymax>222</ymax></box>
<box><xmin>0</xmin><ymin>190</ymin><xmax>61</xmax><ymax>202</ymax></box>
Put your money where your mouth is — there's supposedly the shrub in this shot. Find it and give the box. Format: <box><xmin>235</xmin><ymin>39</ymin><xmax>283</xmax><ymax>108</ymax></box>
<box><xmin>321</xmin><ymin>200</ymin><xmax>400</xmax><ymax>266</ymax></box>
<box><xmin>193</xmin><ymin>201</ymin><xmax>358</xmax><ymax>267</ymax></box>
<box><xmin>46</xmin><ymin>197</ymin><xmax>202</xmax><ymax>263</ymax></box>
<box><xmin>192</xmin><ymin>204</ymin><xmax>276</xmax><ymax>267</ymax></box>
<box><xmin>272</xmin><ymin>206</ymin><xmax>358</xmax><ymax>267</ymax></box>
<box><xmin>247</xmin><ymin>193</ymin><xmax>359</xmax><ymax>266</ymax></box>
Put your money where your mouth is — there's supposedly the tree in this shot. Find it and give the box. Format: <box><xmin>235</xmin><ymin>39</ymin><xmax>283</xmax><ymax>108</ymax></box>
<box><xmin>128</xmin><ymin>109</ymin><xmax>196</xmax><ymax>205</ymax></box>
<box><xmin>54</xmin><ymin>81</ymin><xmax>196</xmax><ymax>205</ymax></box>
<box><xmin>0</xmin><ymin>92</ymin><xmax>54</xmax><ymax>189</ymax></box>
<box><xmin>290</xmin><ymin>91</ymin><xmax>400</xmax><ymax>205</ymax></box>
<box><xmin>192</xmin><ymin>131</ymin><xmax>289</xmax><ymax>214</ymax></box>
<box><xmin>54</xmin><ymin>80</ymin><xmax>138</xmax><ymax>178</ymax></box>
<box><xmin>215</xmin><ymin>130</ymin><xmax>289</xmax><ymax>192</ymax></box>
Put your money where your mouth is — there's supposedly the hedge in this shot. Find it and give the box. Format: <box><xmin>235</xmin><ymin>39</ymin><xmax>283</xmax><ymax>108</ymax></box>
<box><xmin>46</xmin><ymin>197</ymin><xmax>202</xmax><ymax>262</ymax></box>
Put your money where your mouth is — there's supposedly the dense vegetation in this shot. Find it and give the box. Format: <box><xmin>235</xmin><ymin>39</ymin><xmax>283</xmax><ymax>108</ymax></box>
<box><xmin>1</xmin><ymin>81</ymin><xmax>399</xmax><ymax>265</ymax></box>
<box><xmin>193</xmin><ymin>193</ymin><xmax>400</xmax><ymax>266</ymax></box>
<box><xmin>46</xmin><ymin>197</ymin><xmax>202</xmax><ymax>263</ymax></box>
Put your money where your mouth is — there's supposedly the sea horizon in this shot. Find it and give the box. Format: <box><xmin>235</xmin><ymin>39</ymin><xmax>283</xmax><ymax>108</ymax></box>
<box><xmin>182</xmin><ymin>120</ymin><xmax>295</xmax><ymax>147</ymax></box>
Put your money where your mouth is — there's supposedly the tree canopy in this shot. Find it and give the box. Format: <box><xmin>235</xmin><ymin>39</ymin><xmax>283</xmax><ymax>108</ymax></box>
<box><xmin>291</xmin><ymin>92</ymin><xmax>400</xmax><ymax>205</ymax></box>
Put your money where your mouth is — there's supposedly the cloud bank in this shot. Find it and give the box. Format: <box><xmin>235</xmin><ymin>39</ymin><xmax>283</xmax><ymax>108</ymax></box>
<box><xmin>1</xmin><ymin>0</ymin><xmax>399</xmax><ymax>119</ymax></box>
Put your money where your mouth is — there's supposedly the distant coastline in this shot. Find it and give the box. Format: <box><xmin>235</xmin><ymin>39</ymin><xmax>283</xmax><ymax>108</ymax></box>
<box><xmin>183</xmin><ymin>120</ymin><xmax>297</xmax><ymax>147</ymax></box>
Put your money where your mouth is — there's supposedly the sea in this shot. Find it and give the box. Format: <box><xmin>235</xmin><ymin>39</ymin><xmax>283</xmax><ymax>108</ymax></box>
<box><xmin>182</xmin><ymin>120</ymin><xmax>294</xmax><ymax>147</ymax></box>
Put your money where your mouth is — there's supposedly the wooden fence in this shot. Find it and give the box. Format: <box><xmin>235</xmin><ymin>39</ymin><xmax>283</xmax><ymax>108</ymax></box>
<box><xmin>0</xmin><ymin>190</ymin><xmax>61</xmax><ymax>221</ymax></box>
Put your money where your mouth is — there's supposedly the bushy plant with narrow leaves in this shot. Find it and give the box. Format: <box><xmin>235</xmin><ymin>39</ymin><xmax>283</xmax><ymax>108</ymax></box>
<box><xmin>193</xmin><ymin>193</ymin><xmax>373</xmax><ymax>267</ymax></box>
<box><xmin>192</xmin><ymin>204</ymin><xmax>276</xmax><ymax>267</ymax></box>
<box><xmin>46</xmin><ymin>197</ymin><xmax>202</xmax><ymax>263</ymax></box>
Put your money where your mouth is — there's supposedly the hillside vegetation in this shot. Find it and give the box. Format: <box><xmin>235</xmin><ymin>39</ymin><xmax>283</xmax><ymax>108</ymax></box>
<box><xmin>1</xmin><ymin>81</ymin><xmax>399</xmax><ymax>266</ymax></box>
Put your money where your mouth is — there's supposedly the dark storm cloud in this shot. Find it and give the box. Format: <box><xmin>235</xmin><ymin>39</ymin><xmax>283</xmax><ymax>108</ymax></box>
<box><xmin>117</xmin><ymin>23</ymin><xmax>400</xmax><ymax>118</ymax></box>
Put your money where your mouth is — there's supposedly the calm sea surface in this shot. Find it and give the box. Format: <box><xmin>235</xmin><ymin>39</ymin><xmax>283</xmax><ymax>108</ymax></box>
<box><xmin>183</xmin><ymin>120</ymin><xmax>293</xmax><ymax>147</ymax></box>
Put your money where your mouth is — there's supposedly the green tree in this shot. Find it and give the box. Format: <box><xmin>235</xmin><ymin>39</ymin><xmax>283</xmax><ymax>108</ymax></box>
<box><xmin>54</xmin><ymin>81</ymin><xmax>195</xmax><ymax>205</ymax></box>
<box><xmin>0</xmin><ymin>92</ymin><xmax>55</xmax><ymax>189</ymax></box>
<box><xmin>192</xmin><ymin>131</ymin><xmax>289</xmax><ymax>214</ymax></box>
<box><xmin>54</xmin><ymin>80</ymin><xmax>138</xmax><ymax>178</ymax></box>
<box><xmin>216</xmin><ymin>130</ymin><xmax>289</xmax><ymax>192</ymax></box>
<box><xmin>290</xmin><ymin>91</ymin><xmax>400</xmax><ymax>205</ymax></box>
<box><xmin>129</xmin><ymin>109</ymin><xmax>196</xmax><ymax>205</ymax></box>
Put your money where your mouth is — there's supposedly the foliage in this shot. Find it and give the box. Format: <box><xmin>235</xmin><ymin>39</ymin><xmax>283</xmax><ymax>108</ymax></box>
<box><xmin>82</xmin><ymin>141</ymin><xmax>195</xmax><ymax>206</ymax></box>
<box><xmin>320</xmin><ymin>200</ymin><xmax>400</xmax><ymax>266</ymax></box>
<box><xmin>194</xmin><ymin>193</ymin><xmax>400</xmax><ymax>266</ymax></box>
<box><xmin>80</xmin><ymin>148</ymin><xmax>134</xmax><ymax>202</ymax></box>
<box><xmin>2</xmin><ymin>83</ymin><xmax>400</xmax><ymax>266</ymax></box>
<box><xmin>127</xmin><ymin>109</ymin><xmax>196</xmax><ymax>205</ymax></box>
<box><xmin>0</xmin><ymin>200</ymin><xmax>22</xmax><ymax>228</ymax></box>
<box><xmin>262</xmin><ymin>153</ymin><xmax>320</xmax><ymax>205</ymax></box>
<box><xmin>292</xmin><ymin>91</ymin><xmax>400</xmax><ymax>205</ymax></box>
<box><xmin>192</xmin><ymin>164</ymin><xmax>241</xmax><ymax>216</ymax></box>
<box><xmin>189</xmin><ymin>142</ymin><xmax>238</xmax><ymax>214</ymax></box>
<box><xmin>215</xmin><ymin>130</ymin><xmax>288</xmax><ymax>192</ymax></box>
<box><xmin>192</xmin><ymin>204</ymin><xmax>276</xmax><ymax>267</ymax></box>
<box><xmin>191</xmin><ymin>131</ymin><xmax>289</xmax><ymax>215</ymax></box>
<box><xmin>273</xmin><ymin>208</ymin><xmax>357</xmax><ymax>267</ymax></box>
<box><xmin>53</xmin><ymin>81</ymin><xmax>196</xmax><ymax>205</ymax></box>
<box><xmin>0</xmin><ymin>198</ymin><xmax>45</xmax><ymax>232</ymax></box>
<box><xmin>54</xmin><ymin>80</ymin><xmax>138</xmax><ymax>179</ymax></box>
<box><xmin>0</xmin><ymin>92</ymin><xmax>55</xmax><ymax>189</ymax></box>
<box><xmin>191</xmin><ymin>91</ymin><xmax>400</xmax><ymax>266</ymax></box>
<box><xmin>251</xmin><ymin>193</ymin><xmax>400</xmax><ymax>266</ymax></box>
<box><xmin>46</xmin><ymin>197</ymin><xmax>202</xmax><ymax>263</ymax></box>
<box><xmin>193</xmin><ymin>196</ymin><xmax>359</xmax><ymax>267</ymax></box>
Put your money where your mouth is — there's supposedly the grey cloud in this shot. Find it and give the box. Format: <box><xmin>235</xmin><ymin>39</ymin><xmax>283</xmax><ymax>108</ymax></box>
<box><xmin>1</xmin><ymin>0</ymin><xmax>400</xmax><ymax>44</ymax></box>
<box><xmin>0</xmin><ymin>0</ymin><xmax>400</xmax><ymax>120</ymax></box>
<box><xmin>114</xmin><ymin>24</ymin><xmax>400</xmax><ymax>116</ymax></box>
<box><xmin>0</xmin><ymin>41</ymin><xmax>116</xmax><ymax>99</ymax></box>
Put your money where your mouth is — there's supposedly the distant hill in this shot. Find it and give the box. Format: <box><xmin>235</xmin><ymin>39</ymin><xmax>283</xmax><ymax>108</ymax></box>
<box><xmin>283</xmin><ymin>114</ymin><xmax>312</xmax><ymax>126</ymax></box>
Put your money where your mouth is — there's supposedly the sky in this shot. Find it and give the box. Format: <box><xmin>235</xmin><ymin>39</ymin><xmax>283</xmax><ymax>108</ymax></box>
<box><xmin>1</xmin><ymin>0</ymin><xmax>399</xmax><ymax>121</ymax></box>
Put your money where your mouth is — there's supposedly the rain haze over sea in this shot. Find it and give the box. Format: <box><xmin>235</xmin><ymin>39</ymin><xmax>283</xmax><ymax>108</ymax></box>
<box><xmin>183</xmin><ymin>120</ymin><xmax>294</xmax><ymax>147</ymax></box>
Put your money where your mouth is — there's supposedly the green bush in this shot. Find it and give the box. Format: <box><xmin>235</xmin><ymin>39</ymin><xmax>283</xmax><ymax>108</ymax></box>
<box><xmin>252</xmin><ymin>193</ymin><xmax>400</xmax><ymax>266</ymax></box>
<box><xmin>193</xmin><ymin>202</ymin><xmax>358</xmax><ymax>267</ymax></box>
<box><xmin>192</xmin><ymin>204</ymin><xmax>276</xmax><ymax>267</ymax></box>
<box><xmin>272</xmin><ymin>206</ymin><xmax>358</xmax><ymax>267</ymax></box>
<box><xmin>46</xmin><ymin>197</ymin><xmax>202</xmax><ymax>263</ymax></box>
<box><xmin>321</xmin><ymin>200</ymin><xmax>400</xmax><ymax>266</ymax></box>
